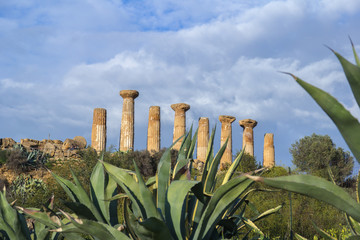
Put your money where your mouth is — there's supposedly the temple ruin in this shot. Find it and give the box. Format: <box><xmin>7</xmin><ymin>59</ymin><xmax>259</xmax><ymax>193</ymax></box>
<box><xmin>219</xmin><ymin>115</ymin><xmax>236</xmax><ymax>169</ymax></box>
<box><xmin>1</xmin><ymin>89</ymin><xmax>276</xmax><ymax>168</ymax></box>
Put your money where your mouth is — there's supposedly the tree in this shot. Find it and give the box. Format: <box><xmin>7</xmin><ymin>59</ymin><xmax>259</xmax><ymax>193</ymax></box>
<box><xmin>289</xmin><ymin>133</ymin><xmax>354</xmax><ymax>185</ymax></box>
<box><xmin>233</xmin><ymin>151</ymin><xmax>261</xmax><ymax>173</ymax></box>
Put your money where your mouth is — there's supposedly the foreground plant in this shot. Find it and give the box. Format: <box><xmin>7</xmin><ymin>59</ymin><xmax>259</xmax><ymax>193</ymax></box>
<box><xmin>18</xmin><ymin>127</ymin><xmax>281</xmax><ymax>240</ymax></box>
<box><xmin>249</xmin><ymin>39</ymin><xmax>360</xmax><ymax>239</ymax></box>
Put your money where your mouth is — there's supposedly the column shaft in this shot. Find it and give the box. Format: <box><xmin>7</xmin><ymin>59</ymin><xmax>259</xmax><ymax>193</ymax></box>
<box><xmin>91</xmin><ymin>108</ymin><xmax>107</xmax><ymax>153</ymax></box>
<box><xmin>219</xmin><ymin>115</ymin><xmax>236</xmax><ymax>169</ymax></box>
<box><xmin>263</xmin><ymin>133</ymin><xmax>275</xmax><ymax>168</ymax></box>
<box><xmin>239</xmin><ymin>119</ymin><xmax>257</xmax><ymax>156</ymax></box>
<box><xmin>197</xmin><ymin>117</ymin><xmax>209</xmax><ymax>163</ymax></box>
<box><xmin>171</xmin><ymin>103</ymin><xmax>190</xmax><ymax>150</ymax></box>
<box><xmin>119</xmin><ymin>90</ymin><xmax>139</xmax><ymax>151</ymax></box>
<box><xmin>147</xmin><ymin>106</ymin><xmax>161</xmax><ymax>153</ymax></box>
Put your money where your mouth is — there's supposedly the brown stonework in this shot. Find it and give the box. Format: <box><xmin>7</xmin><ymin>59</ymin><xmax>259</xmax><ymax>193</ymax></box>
<box><xmin>171</xmin><ymin>103</ymin><xmax>190</xmax><ymax>150</ymax></box>
<box><xmin>74</xmin><ymin>136</ymin><xmax>87</xmax><ymax>149</ymax></box>
<box><xmin>219</xmin><ymin>115</ymin><xmax>236</xmax><ymax>169</ymax></box>
<box><xmin>91</xmin><ymin>108</ymin><xmax>107</xmax><ymax>153</ymax></box>
<box><xmin>119</xmin><ymin>90</ymin><xmax>139</xmax><ymax>151</ymax></box>
<box><xmin>196</xmin><ymin>117</ymin><xmax>209</xmax><ymax>164</ymax></box>
<box><xmin>239</xmin><ymin>119</ymin><xmax>257</xmax><ymax>156</ymax></box>
<box><xmin>147</xmin><ymin>106</ymin><xmax>160</xmax><ymax>153</ymax></box>
<box><xmin>263</xmin><ymin>133</ymin><xmax>275</xmax><ymax>168</ymax></box>
<box><xmin>0</xmin><ymin>138</ymin><xmax>16</xmax><ymax>149</ymax></box>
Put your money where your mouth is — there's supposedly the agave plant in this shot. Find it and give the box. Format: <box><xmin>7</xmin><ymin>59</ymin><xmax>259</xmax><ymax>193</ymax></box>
<box><xmin>247</xmin><ymin>39</ymin><xmax>360</xmax><ymax>239</ymax></box>
<box><xmin>0</xmin><ymin>188</ymin><xmax>83</xmax><ymax>240</ymax></box>
<box><xmin>20</xmin><ymin>126</ymin><xmax>281</xmax><ymax>240</ymax></box>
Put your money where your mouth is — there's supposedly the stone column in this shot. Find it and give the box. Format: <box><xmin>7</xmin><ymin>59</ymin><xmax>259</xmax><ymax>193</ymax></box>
<box><xmin>91</xmin><ymin>108</ymin><xmax>107</xmax><ymax>153</ymax></box>
<box><xmin>239</xmin><ymin>119</ymin><xmax>257</xmax><ymax>156</ymax></box>
<box><xmin>219</xmin><ymin>115</ymin><xmax>236</xmax><ymax>169</ymax></box>
<box><xmin>196</xmin><ymin>117</ymin><xmax>209</xmax><ymax>164</ymax></box>
<box><xmin>263</xmin><ymin>133</ymin><xmax>275</xmax><ymax>168</ymax></box>
<box><xmin>147</xmin><ymin>106</ymin><xmax>161</xmax><ymax>153</ymax></box>
<box><xmin>119</xmin><ymin>90</ymin><xmax>139</xmax><ymax>151</ymax></box>
<box><xmin>171</xmin><ymin>103</ymin><xmax>190</xmax><ymax>150</ymax></box>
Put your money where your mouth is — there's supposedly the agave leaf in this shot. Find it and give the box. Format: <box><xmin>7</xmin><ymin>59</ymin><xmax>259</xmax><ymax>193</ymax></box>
<box><xmin>251</xmin><ymin>174</ymin><xmax>360</xmax><ymax>222</ymax></box>
<box><xmin>178</xmin><ymin>126</ymin><xmax>193</xmax><ymax>161</ymax></box>
<box><xmin>222</xmin><ymin>149</ymin><xmax>245</xmax><ymax>185</ymax></box>
<box><xmin>312</xmin><ymin>221</ymin><xmax>337</xmax><ymax>240</ymax></box>
<box><xmin>0</xmin><ymin>191</ymin><xmax>28</xmax><ymax>240</ymax></box>
<box><xmin>192</xmin><ymin>176</ymin><xmax>253</xmax><ymax>240</ymax></box>
<box><xmin>292</xmin><ymin>75</ymin><xmax>360</xmax><ymax>163</ymax></box>
<box><xmin>187</xmin><ymin>127</ymin><xmax>198</xmax><ymax>159</ymax></box>
<box><xmin>165</xmin><ymin>180</ymin><xmax>201</xmax><ymax>239</ymax></box>
<box><xmin>145</xmin><ymin>176</ymin><xmax>156</xmax><ymax>187</ymax></box>
<box><xmin>124</xmin><ymin>201</ymin><xmax>171</xmax><ymax>240</ymax></box>
<box><xmin>90</xmin><ymin>161</ymin><xmax>111</xmax><ymax>224</ymax></box>
<box><xmin>350</xmin><ymin>37</ymin><xmax>360</xmax><ymax>67</ymax></box>
<box><xmin>251</xmin><ymin>205</ymin><xmax>282</xmax><ymax>223</ymax></box>
<box><xmin>60</xmin><ymin>215</ymin><xmax>130</xmax><ymax>240</ymax></box>
<box><xmin>18</xmin><ymin>207</ymin><xmax>59</xmax><ymax>229</ymax></box>
<box><xmin>133</xmin><ymin>161</ymin><xmax>158</xmax><ymax>219</ymax></box>
<box><xmin>241</xmin><ymin>217</ymin><xmax>264</xmax><ymax>237</ymax></box>
<box><xmin>102</xmin><ymin>161</ymin><xmax>145</xmax><ymax>219</ymax></box>
<box><xmin>331</xmin><ymin>48</ymin><xmax>360</xmax><ymax>108</ymax></box>
<box><xmin>138</xmin><ymin>217</ymin><xmax>173</xmax><ymax>240</ymax></box>
<box><xmin>347</xmin><ymin>214</ymin><xmax>360</xmax><ymax>236</ymax></box>
<box><xmin>203</xmin><ymin>138</ymin><xmax>228</xmax><ymax>194</ymax></box>
<box><xmin>294</xmin><ymin>232</ymin><xmax>308</xmax><ymax>240</ymax></box>
<box><xmin>156</xmin><ymin>146</ymin><xmax>174</xmax><ymax>216</ymax></box>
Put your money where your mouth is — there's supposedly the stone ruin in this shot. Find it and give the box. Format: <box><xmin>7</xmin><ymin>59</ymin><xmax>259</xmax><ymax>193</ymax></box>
<box><xmin>1</xmin><ymin>89</ymin><xmax>276</xmax><ymax>168</ymax></box>
<box><xmin>0</xmin><ymin>136</ymin><xmax>87</xmax><ymax>159</ymax></box>
<box><xmin>90</xmin><ymin>89</ymin><xmax>275</xmax><ymax>169</ymax></box>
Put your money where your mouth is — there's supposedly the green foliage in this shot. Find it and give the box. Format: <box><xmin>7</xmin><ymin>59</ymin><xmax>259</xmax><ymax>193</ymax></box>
<box><xmin>6</xmin><ymin>144</ymin><xmax>47</xmax><ymax>172</ymax></box>
<box><xmin>254</xmin><ymin>39</ymin><xmax>360</xmax><ymax>238</ymax></box>
<box><xmin>0</xmin><ymin>149</ymin><xmax>9</xmax><ymax>165</ymax></box>
<box><xmin>233</xmin><ymin>151</ymin><xmax>260</xmax><ymax>173</ymax></box>
<box><xmin>9</xmin><ymin>174</ymin><xmax>48</xmax><ymax>206</ymax></box>
<box><xmin>22</xmin><ymin>127</ymin><xmax>280</xmax><ymax>239</ymax></box>
<box><xmin>290</xmin><ymin>133</ymin><xmax>354</xmax><ymax>184</ymax></box>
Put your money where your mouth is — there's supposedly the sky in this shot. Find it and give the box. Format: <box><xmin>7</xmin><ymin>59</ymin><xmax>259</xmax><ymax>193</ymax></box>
<box><xmin>1</xmin><ymin>0</ymin><xmax>360</xmax><ymax>170</ymax></box>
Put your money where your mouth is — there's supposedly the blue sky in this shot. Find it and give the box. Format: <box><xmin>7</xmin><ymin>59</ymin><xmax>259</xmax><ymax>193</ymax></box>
<box><xmin>1</xmin><ymin>0</ymin><xmax>360</xmax><ymax>170</ymax></box>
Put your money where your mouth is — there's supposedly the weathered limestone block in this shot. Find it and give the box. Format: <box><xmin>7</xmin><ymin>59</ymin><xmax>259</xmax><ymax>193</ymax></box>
<box><xmin>171</xmin><ymin>103</ymin><xmax>190</xmax><ymax>150</ymax></box>
<box><xmin>0</xmin><ymin>138</ymin><xmax>16</xmax><ymax>149</ymax></box>
<box><xmin>62</xmin><ymin>139</ymin><xmax>79</xmax><ymax>151</ymax></box>
<box><xmin>91</xmin><ymin>108</ymin><xmax>107</xmax><ymax>153</ymax></box>
<box><xmin>263</xmin><ymin>133</ymin><xmax>275</xmax><ymax>168</ymax></box>
<box><xmin>43</xmin><ymin>142</ymin><xmax>56</xmax><ymax>157</ymax></box>
<box><xmin>219</xmin><ymin>115</ymin><xmax>236</xmax><ymax>169</ymax></box>
<box><xmin>119</xmin><ymin>90</ymin><xmax>139</xmax><ymax>151</ymax></box>
<box><xmin>74</xmin><ymin>136</ymin><xmax>87</xmax><ymax>149</ymax></box>
<box><xmin>53</xmin><ymin>140</ymin><xmax>63</xmax><ymax>144</ymax></box>
<box><xmin>196</xmin><ymin>117</ymin><xmax>209</xmax><ymax>164</ymax></box>
<box><xmin>21</xmin><ymin>139</ymin><xmax>40</xmax><ymax>150</ymax></box>
<box><xmin>239</xmin><ymin>119</ymin><xmax>257</xmax><ymax>157</ymax></box>
<box><xmin>147</xmin><ymin>106</ymin><xmax>160</xmax><ymax>153</ymax></box>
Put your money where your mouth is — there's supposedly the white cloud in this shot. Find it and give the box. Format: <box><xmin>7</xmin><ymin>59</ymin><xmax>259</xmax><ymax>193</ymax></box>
<box><xmin>0</xmin><ymin>78</ymin><xmax>34</xmax><ymax>90</ymax></box>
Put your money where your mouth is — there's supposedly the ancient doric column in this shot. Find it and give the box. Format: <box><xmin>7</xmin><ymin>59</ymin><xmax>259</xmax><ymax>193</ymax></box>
<box><xmin>119</xmin><ymin>90</ymin><xmax>139</xmax><ymax>151</ymax></box>
<box><xmin>91</xmin><ymin>108</ymin><xmax>107</xmax><ymax>153</ymax></box>
<box><xmin>239</xmin><ymin>119</ymin><xmax>257</xmax><ymax>156</ymax></box>
<box><xmin>147</xmin><ymin>106</ymin><xmax>161</xmax><ymax>153</ymax></box>
<box><xmin>171</xmin><ymin>103</ymin><xmax>190</xmax><ymax>150</ymax></box>
<box><xmin>196</xmin><ymin>117</ymin><xmax>209</xmax><ymax>164</ymax></box>
<box><xmin>263</xmin><ymin>133</ymin><xmax>275</xmax><ymax>168</ymax></box>
<box><xmin>219</xmin><ymin>115</ymin><xmax>236</xmax><ymax>169</ymax></box>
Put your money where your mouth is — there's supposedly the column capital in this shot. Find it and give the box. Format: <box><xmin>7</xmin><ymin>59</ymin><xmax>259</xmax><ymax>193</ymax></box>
<box><xmin>219</xmin><ymin>115</ymin><xmax>236</xmax><ymax>123</ymax></box>
<box><xmin>171</xmin><ymin>103</ymin><xmax>190</xmax><ymax>112</ymax></box>
<box><xmin>120</xmin><ymin>90</ymin><xmax>139</xmax><ymax>99</ymax></box>
<box><xmin>239</xmin><ymin>119</ymin><xmax>257</xmax><ymax>129</ymax></box>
